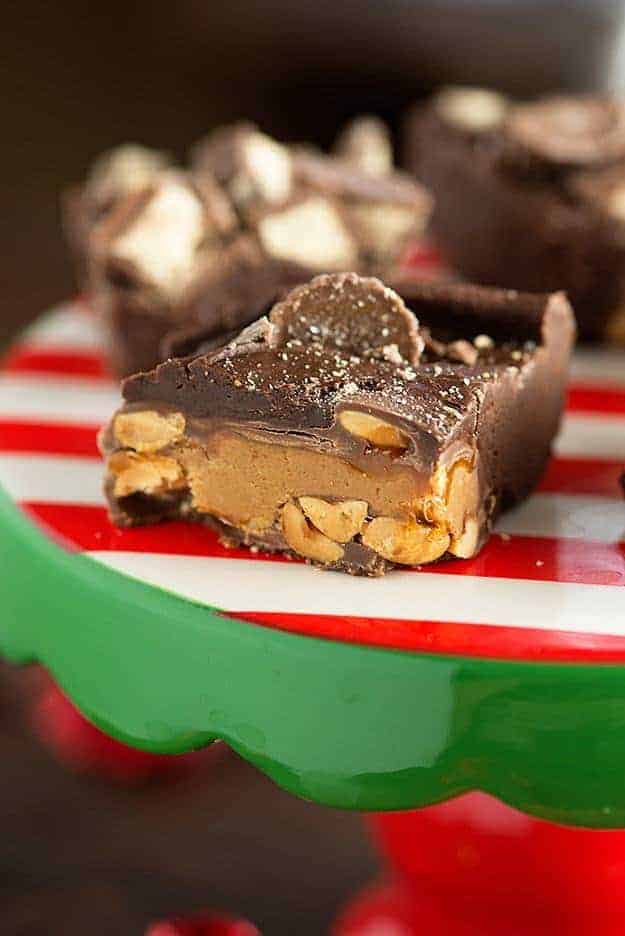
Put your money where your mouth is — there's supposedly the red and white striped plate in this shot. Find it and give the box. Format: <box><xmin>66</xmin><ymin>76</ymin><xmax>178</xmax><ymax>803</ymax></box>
<box><xmin>2</xmin><ymin>298</ymin><xmax>625</xmax><ymax>663</ymax></box>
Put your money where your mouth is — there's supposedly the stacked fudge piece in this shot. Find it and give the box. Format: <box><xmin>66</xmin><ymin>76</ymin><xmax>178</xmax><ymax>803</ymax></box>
<box><xmin>406</xmin><ymin>88</ymin><xmax>625</xmax><ymax>341</ymax></box>
<box><xmin>65</xmin><ymin>119</ymin><xmax>431</xmax><ymax>375</ymax></box>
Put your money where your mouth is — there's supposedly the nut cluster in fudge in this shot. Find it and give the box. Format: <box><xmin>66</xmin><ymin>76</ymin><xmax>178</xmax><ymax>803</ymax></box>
<box><xmin>64</xmin><ymin>118</ymin><xmax>431</xmax><ymax>375</ymax></box>
<box><xmin>100</xmin><ymin>273</ymin><xmax>575</xmax><ymax>576</ymax></box>
<box><xmin>406</xmin><ymin>88</ymin><xmax>625</xmax><ymax>341</ymax></box>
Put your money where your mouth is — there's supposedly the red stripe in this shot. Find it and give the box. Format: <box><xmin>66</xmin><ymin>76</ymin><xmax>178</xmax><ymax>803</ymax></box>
<box><xmin>233</xmin><ymin>610</ymin><xmax>625</xmax><ymax>663</ymax></box>
<box><xmin>428</xmin><ymin>534</ymin><xmax>625</xmax><ymax>586</ymax></box>
<box><xmin>2</xmin><ymin>347</ymin><xmax>111</xmax><ymax>380</ymax></box>
<box><xmin>23</xmin><ymin>503</ymin><xmax>283</xmax><ymax>559</ymax></box>
<box><xmin>0</xmin><ymin>421</ymin><xmax>100</xmax><ymax>457</ymax></box>
<box><xmin>537</xmin><ymin>457</ymin><xmax>623</xmax><ymax>498</ymax></box>
<box><xmin>18</xmin><ymin>502</ymin><xmax>625</xmax><ymax>663</ymax></box>
<box><xmin>21</xmin><ymin>503</ymin><xmax>625</xmax><ymax>587</ymax></box>
<box><xmin>567</xmin><ymin>384</ymin><xmax>625</xmax><ymax>415</ymax></box>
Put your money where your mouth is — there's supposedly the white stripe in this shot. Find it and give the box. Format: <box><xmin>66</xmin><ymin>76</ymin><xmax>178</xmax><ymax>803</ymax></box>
<box><xmin>20</xmin><ymin>302</ymin><xmax>103</xmax><ymax>351</ymax></box>
<box><xmin>0</xmin><ymin>375</ymin><xmax>119</xmax><ymax>424</ymax></box>
<box><xmin>570</xmin><ymin>350</ymin><xmax>625</xmax><ymax>387</ymax></box>
<box><xmin>0</xmin><ymin>453</ymin><xmax>622</xmax><ymax>542</ymax></box>
<box><xmin>86</xmin><ymin>551</ymin><xmax>625</xmax><ymax>636</ymax></box>
<box><xmin>556</xmin><ymin>414</ymin><xmax>625</xmax><ymax>459</ymax></box>
<box><xmin>0</xmin><ymin>455</ymin><xmax>105</xmax><ymax>504</ymax></box>
<box><xmin>496</xmin><ymin>493</ymin><xmax>625</xmax><ymax>543</ymax></box>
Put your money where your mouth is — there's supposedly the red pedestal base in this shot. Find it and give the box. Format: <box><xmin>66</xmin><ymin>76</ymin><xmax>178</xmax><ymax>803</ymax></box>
<box><xmin>334</xmin><ymin>793</ymin><xmax>625</xmax><ymax>935</ymax></box>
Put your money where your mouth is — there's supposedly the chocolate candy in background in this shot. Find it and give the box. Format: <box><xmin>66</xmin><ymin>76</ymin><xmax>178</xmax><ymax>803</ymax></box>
<box><xmin>191</xmin><ymin>122</ymin><xmax>297</xmax><ymax>221</ymax></box>
<box><xmin>289</xmin><ymin>145</ymin><xmax>432</xmax><ymax>272</ymax></box>
<box><xmin>405</xmin><ymin>88</ymin><xmax>625</xmax><ymax>341</ymax></box>
<box><xmin>100</xmin><ymin>273</ymin><xmax>574</xmax><ymax>576</ymax></box>
<box><xmin>95</xmin><ymin>229</ymin><xmax>294</xmax><ymax>377</ymax></box>
<box><xmin>74</xmin><ymin>118</ymin><xmax>432</xmax><ymax>376</ymax></box>
<box><xmin>332</xmin><ymin>115</ymin><xmax>394</xmax><ymax>178</ymax></box>
<box><xmin>62</xmin><ymin>144</ymin><xmax>173</xmax><ymax>285</ymax></box>
<box><xmin>89</xmin><ymin>173</ymin><xmax>270</xmax><ymax>376</ymax></box>
<box><xmin>194</xmin><ymin>119</ymin><xmax>431</xmax><ymax>275</ymax></box>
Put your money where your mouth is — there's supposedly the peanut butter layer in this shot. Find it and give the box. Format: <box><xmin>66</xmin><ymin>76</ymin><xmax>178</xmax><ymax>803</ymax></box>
<box><xmin>106</xmin><ymin>422</ymin><xmax>482</xmax><ymax>575</ymax></box>
<box><xmin>101</xmin><ymin>273</ymin><xmax>575</xmax><ymax>576</ymax></box>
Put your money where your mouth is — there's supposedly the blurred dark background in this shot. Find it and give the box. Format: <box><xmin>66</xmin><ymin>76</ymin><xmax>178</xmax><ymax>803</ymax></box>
<box><xmin>4</xmin><ymin>0</ymin><xmax>625</xmax><ymax>342</ymax></box>
<box><xmin>2</xmin><ymin>1</ymin><xmax>625</xmax><ymax>932</ymax></box>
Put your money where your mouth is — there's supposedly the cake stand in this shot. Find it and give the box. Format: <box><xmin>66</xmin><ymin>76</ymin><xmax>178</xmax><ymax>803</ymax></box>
<box><xmin>1</xmin><ymin>298</ymin><xmax>625</xmax><ymax>935</ymax></box>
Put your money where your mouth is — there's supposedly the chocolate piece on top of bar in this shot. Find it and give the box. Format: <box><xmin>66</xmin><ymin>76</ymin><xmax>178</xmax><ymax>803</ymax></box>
<box><xmin>100</xmin><ymin>273</ymin><xmax>575</xmax><ymax>576</ymax></box>
<box><xmin>333</xmin><ymin>115</ymin><xmax>394</xmax><ymax>177</ymax></box>
<box><xmin>407</xmin><ymin>88</ymin><xmax>625</xmax><ymax>340</ymax></box>
<box><xmin>63</xmin><ymin>143</ymin><xmax>172</xmax><ymax>281</ymax></box>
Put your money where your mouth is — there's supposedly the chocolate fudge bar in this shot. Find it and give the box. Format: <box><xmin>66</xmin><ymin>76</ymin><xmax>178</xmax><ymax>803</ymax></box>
<box><xmin>100</xmin><ymin>273</ymin><xmax>574</xmax><ymax>576</ymax></box>
<box><xmin>406</xmin><ymin>88</ymin><xmax>625</xmax><ymax>340</ymax></box>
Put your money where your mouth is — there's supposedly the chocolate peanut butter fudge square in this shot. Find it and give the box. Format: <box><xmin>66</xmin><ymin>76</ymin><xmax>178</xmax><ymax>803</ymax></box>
<box><xmin>406</xmin><ymin>89</ymin><xmax>625</xmax><ymax>340</ymax></box>
<box><xmin>100</xmin><ymin>273</ymin><xmax>575</xmax><ymax>576</ymax></box>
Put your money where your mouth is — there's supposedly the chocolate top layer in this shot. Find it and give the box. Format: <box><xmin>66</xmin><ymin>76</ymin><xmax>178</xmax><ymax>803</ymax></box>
<box><xmin>124</xmin><ymin>274</ymin><xmax>573</xmax><ymax>455</ymax></box>
<box><xmin>392</xmin><ymin>280</ymin><xmax>549</xmax><ymax>344</ymax></box>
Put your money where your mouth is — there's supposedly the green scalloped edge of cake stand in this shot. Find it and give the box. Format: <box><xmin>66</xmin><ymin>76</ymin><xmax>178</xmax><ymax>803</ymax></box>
<box><xmin>2</xmin><ymin>485</ymin><xmax>625</xmax><ymax>827</ymax></box>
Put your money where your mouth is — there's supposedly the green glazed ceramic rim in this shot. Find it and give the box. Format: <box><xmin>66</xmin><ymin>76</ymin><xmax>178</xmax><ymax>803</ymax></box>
<box><xmin>3</xmin><ymin>484</ymin><xmax>625</xmax><ymax>827</ymax></box>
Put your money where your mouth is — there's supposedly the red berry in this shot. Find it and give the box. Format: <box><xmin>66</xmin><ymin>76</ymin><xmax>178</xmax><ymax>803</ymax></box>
<box><xmin>146</xmin><ymin>912</ymin><xmax>261</xmax><ymax>936</ymax></box>
<box><xmin>32</xmin><ymin>678</ymin><xmax>212</xmax><ymax>784</ymax></box>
